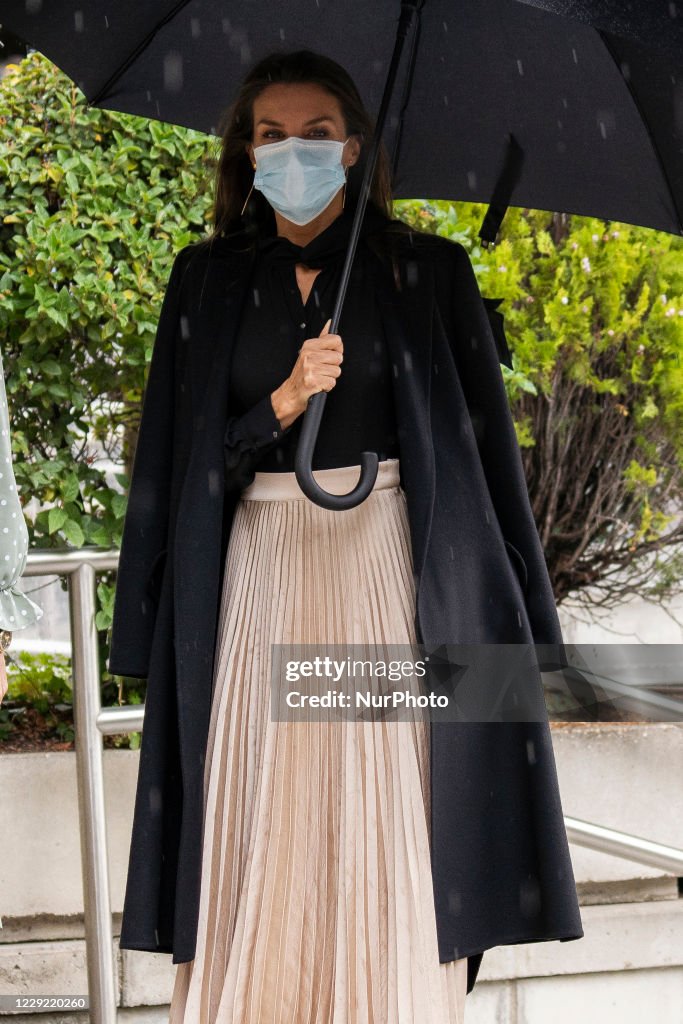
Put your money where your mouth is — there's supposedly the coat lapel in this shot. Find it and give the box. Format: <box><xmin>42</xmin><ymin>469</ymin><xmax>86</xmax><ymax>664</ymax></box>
<box><xmin>375</xmin><ymin>254</ymin><xmax>436</xmax><ymax>623</ymax></box>
<box><xmin>173</xmin><ymin>246</ymin><xmax>255</xmax><ymax>791</ymax></box>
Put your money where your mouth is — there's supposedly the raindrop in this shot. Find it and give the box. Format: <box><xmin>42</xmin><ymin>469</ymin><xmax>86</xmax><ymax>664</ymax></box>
<box><xmin>164</xmin><ymin>52</ymin><xmax>184</xmax><ymax>94</ymax></box>
<box><xmin>467</xmin><ymin>170</ymin><xmax>477</xmax><ymax>191</ymax></box>
<box><xmin>571</xmin><ymin>47</ymin><xmax>578</xmax><ymax>64</ymax></box>
<box><xmin>669</xmin><ymin>2</ymin><xmax>677</xmax><ymax>18</ymax></box>
<box><xmin>208</xmin><ymin>469</ymin><xmax>220</xmax><ymax>496</ymax></box>
<box><xmin>253</xmin><ymin>287</ymin><xmax>261</xmax><ymax>308</ymax></box>
<box><xmin>597</xmin><ymin>108</ymin><xmax>615</xmax><ymax>139</ymax></box>
<box><xmin>74</xmin><ymin>10</ymin><xmax>84</xmax><ymax>33</ymax></box>
<box><xmin>516</xmin><ymin>59</ymin><xmax>524</xmax><ymax>76</ymax></box>
<box><xmin>443</xmin><ymin>21</ymin><xmax>448</xmax><ymax>33</ymax></box>
<box><xmin>447</xmin><ymin>888</ymin><xmax>462</xmax><ymax>914</ymax></box>
<box><xmin>519</xmin><ymin>876</ymin><xmax>541</xmax><ymax>917</ymax></box>
<box><xmin>620</xmin><ymin>61</ymin><xmax>631</xmax><ymax>82</ymax></box>
<box><xmin>146</xmin><ymin>90</ymin><xmax>152</xmax><ymax>102</ymax></box>
<box><xmin>443</xmin><ymin>94</ymin><xmax>449</xmax><ymax>107</ymax></box>
<box><xmin>190</xmin><ymin>18</ymin><xmax>201</xmax><ymax>39</ymax></box>
<box><xmin>104</xmin><ymin>16</ymin><xmax>109</xmax><ymax>29</ymax></box>
<box><xmin>280</xmin><ymin>27</ymin><xmax>286</xmax><ymax>41</ymax></box>
<box><xmin>526</xmin><ymin>739</ymin><xmax>536</xmax><ymax>764</ymax></box>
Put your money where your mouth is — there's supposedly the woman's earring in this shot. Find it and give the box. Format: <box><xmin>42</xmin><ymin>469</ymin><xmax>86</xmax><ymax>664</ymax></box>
<box><xmin>342</xmin><ymin>166</ymin><xmax>348</xmax><ymax>210</ymax></box>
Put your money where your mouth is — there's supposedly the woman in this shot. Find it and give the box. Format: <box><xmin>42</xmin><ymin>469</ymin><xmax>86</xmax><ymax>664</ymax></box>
<box><xmin>108</xmin><ymin>49</ymin><xmax>583</xmax><ymax>1024</ymax></box>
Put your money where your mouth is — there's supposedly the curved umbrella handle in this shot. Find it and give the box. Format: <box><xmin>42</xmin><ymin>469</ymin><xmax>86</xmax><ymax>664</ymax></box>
<box><xmin>294</xmin><ymin>390</ymin><xmax>379</xmax><ymax>510</ymax></box>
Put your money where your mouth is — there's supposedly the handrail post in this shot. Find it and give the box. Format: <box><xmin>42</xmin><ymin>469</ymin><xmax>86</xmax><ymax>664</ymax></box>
<box><xmin>69</xmin><ymin>560</ymin><xmax>117</xmax><ymax>1024</ymax></box>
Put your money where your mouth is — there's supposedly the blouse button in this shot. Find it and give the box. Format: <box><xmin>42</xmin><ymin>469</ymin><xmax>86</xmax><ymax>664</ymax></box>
<box><xmin>299</xmin><ymin>322</ymin><xmax>306</xmax><ymax>329</ymax></box>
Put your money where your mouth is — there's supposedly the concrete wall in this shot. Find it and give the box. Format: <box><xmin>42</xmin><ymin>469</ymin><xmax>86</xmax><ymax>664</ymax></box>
<box><xmin>0</xmin><ymin>723</ymin><xmax>682</xmax><ymax>1020</ymax></box>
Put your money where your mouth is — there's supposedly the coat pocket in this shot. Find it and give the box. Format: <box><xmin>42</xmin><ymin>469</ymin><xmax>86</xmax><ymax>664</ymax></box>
<box><xmin>145</xmin><ymin>547</ymin><xmax>168</xmax><ymax>608</ymax></box>
<box><xmin>503</xmin><ymin>538</ymin><xmax>529</xmax><ymax>594</ymax></box>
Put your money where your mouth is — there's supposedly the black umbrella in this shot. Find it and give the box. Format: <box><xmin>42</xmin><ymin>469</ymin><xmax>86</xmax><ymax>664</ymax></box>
<box><xmin>4</xmin><ymin>0</ymin><xmax>682</xmax><ymax>508</ymax></box>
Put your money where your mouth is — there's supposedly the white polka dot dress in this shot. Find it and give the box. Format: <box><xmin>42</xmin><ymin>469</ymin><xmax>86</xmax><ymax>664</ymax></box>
<box><xmin>0</xmin><ymin>345</ymin><xmax>43</xmax><ymax>630</ymax></box>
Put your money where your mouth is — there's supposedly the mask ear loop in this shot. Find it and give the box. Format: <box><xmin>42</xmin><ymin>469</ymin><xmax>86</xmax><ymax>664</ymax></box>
<box><xmin>241</xmin><ymin>158</ymin><xmax>257</xmax><ymax>218</ymax></box>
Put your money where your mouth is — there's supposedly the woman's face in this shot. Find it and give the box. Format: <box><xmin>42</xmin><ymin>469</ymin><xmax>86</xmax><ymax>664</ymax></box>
<box><xmin>245</xmin><ymin>82</ymin><xmax>361</xmax><ymax>170</ymax></box>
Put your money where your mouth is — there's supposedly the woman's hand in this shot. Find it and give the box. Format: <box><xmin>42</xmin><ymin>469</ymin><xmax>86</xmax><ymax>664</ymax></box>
<box><xmin>270</xmin><ymin>318</ymin><xmax>343</xmax><ymax>430</ymax></box>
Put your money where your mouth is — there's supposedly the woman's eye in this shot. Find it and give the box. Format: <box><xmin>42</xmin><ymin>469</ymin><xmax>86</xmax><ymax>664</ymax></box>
<box><xmin>261</xmin><ymin>129</ymin><xmax>329</xmax><ymax>139</ymax></box>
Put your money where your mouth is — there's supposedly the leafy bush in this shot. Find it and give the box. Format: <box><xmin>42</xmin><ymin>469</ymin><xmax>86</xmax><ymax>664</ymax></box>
<box><xmin>0</xmin><ymin>648</ymin><xmax>142</xmax><ymax>749</ymax></box>
<box><xmin>0</xmin><ymin>52</ymin><xmax>213</xmax><ymax>555</ymax></box>
<box><xmin>396</xmin><ymin>201</ymin><xmax>683</xmax><ymax>606</ymax></box>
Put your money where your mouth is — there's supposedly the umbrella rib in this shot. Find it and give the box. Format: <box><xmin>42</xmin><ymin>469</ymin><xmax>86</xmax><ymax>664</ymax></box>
<box><xmin>389</xmin><ymin>0</ymin><xmax>424</xmax><ymax>181</ymax></box>
<box><xmin>596</xmin><ymin>30</ymin><xmax>683</xmax><ymax>235</ymax></box>
<box><xmin>87</xmin><ymin>0</ymin><xmax>194</xmax><ymax>108</ymax></box>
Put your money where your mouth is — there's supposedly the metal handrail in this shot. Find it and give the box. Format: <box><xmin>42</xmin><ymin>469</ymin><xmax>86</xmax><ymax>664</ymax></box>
<box><xmin>21</xmin><ymin>548</ymin><xmax>119</xmax><ymax>1024</ymax></box>
<box><xmin>564</xmin><ymin>817</ymin><xmax>683</xmax><ymax>875</ymax></box>
<box><xmin>12</xmin><ymin>548</ymin><xmax>683</xmax><ymax>1022</ymax></box>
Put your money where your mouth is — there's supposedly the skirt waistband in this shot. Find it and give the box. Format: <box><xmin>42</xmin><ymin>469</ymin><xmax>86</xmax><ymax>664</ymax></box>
<box><xmin>240</xmin><ymin>457</ymin><xmax>401</xmax><ymax>501</ymax></box>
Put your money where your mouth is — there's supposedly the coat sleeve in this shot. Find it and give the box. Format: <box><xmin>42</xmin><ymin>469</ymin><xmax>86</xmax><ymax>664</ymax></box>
<box><xmin>446</xmin><ymin>241</ymin><xmax>564</xmax><ymax>648</ymax></box>
<box><xmin>223</xmin><ymin>392</ymin><xmax>295</xmax><ymax>493</ymax></box>
<box><xmin>107</xmin><ymin>248</ymin><xmax>190</xmax><ymax>679</ymax></box>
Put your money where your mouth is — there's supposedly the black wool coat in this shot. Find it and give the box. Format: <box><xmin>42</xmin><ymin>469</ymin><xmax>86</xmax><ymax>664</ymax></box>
<box><xmin>108</xmin><ymin>222</ymin><xmax>584</xmax><ymax>996</ymax></box>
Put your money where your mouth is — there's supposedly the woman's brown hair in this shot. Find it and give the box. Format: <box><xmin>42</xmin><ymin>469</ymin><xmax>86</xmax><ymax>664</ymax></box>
<box><xmin>208</xmin><ymin>49</ymin><xmax>398</xmax><ymax>246</ymax></box>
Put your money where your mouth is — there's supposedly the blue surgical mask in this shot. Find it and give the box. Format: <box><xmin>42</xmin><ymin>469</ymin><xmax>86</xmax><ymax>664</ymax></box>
<box><xmin>252</xmin><ymin>135</ymin><xmax>350</xmax><ymax>226</ymax></box>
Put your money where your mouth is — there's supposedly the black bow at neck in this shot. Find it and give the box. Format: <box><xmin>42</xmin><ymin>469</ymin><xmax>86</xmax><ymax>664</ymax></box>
<box><xmin>257</xmin><ymin>201</ymin><xmax>392</xmax><ymax>270</ymax></box>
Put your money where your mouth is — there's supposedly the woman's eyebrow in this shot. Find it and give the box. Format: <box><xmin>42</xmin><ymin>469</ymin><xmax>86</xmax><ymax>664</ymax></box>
<box><xmin>256</xmin><ymin>116</ymin><xmax>337</xmax><ymax>127</ymax></box>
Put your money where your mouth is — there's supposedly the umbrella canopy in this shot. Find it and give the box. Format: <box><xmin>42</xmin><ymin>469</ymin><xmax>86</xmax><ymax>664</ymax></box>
<box><xmin>4</xmin><ymin>0</ymin><xmax>682</xmax><ymax>235</ymax></box>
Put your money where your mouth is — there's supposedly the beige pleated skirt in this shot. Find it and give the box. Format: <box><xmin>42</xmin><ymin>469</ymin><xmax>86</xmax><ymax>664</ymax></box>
<box><xmin>168</xmin><ymin>458</ymin><xmax>468</xmax><ymax>1024</ymax></box>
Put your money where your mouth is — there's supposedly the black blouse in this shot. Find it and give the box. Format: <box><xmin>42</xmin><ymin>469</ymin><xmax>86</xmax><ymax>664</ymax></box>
<box><xmin>223</xmin><ymin>205</ymin><xmax>400</xmax><ymax>492</ymax></box>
